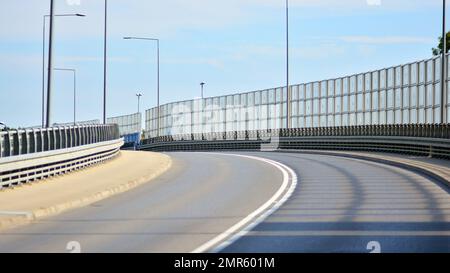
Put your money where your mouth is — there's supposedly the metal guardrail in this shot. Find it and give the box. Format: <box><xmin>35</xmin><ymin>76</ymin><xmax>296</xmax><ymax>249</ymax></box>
<box><xmin>0</xmin><ymin>124</ymin><xmax>122</xmax><ymax>189</ymax></box>
<box><xmin>0</xmin><ymin>124</ymin><xmax>120</xmax><ymax>158</ymax></box>
<box><xmin>142</xmin><ymin>124</ymin><xmax>450</xmax><ymax>144</ymax></box>
<box><xmin>140</xmin><ymin>124</ymin><xmax>450</xmax><ymax>159</ymax></box>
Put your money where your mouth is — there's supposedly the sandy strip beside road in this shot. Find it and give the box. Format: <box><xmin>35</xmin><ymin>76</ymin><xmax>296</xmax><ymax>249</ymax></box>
<box><xmin>0</xmin><ymin>151</ymin><xmax>172</xmax><ymax>231</ymax></box>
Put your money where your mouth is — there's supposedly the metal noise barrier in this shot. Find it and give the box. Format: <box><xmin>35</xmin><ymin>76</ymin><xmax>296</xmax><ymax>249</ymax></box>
<box><xmin>0</xmin><ymin>124</ymin><xmax>123</xmax><ymax>189</ymax></box>
<box><xmin>140</xmin><ymin>124</ymin><xmax>450</xmax><ymax>159</ymax></box>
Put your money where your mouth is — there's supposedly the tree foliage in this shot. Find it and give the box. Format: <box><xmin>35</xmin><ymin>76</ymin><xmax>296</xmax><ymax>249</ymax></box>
<box><xmin>432</xmin><ymin>31</ymin><xmax>450</xmax><ymax>56</ymax></box>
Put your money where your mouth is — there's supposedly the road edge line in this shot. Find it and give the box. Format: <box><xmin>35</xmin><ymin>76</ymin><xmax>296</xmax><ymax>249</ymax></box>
<box><xmin>191</xmin><ymin>153</ymin><xmax>298</xmax><ymax>253</ymax></box>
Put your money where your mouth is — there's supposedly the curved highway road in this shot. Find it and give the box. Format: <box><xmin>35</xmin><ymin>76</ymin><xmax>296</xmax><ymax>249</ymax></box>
<box><xmin>222</xmin><ymin>152</ymin><xmax>450</xmax><ymax>253</ymax></box>
<box><xmin>0</xmin><ymin>152</ymin><xmax>448</xmax><ymax>253</ymax></box>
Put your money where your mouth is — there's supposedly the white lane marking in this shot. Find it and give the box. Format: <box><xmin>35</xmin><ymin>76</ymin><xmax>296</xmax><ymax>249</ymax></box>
<box><xmin>191</xmin><ymin>153</ymin><xmax>298</xmax><ymax>253</ymax></box>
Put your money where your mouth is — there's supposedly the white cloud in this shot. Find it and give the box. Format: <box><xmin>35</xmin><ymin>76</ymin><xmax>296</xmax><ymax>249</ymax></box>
<box><xmin>0</xmin><ymin>0</ymin><xmax>256</xmax><ymax>40</ymax></box>
<box><xmin>164</xmin><ymin>57</ymin><xmax>225</xmax><ymax>69</ymax></box>
<box><xmin>58</xmin><ymin>55</ymin><xmax>131</xmax><ymax>63</ymax></box>
<box><xmin>0</xmin><ymin>53</ymin><xmax>130</xmax><ymax>70</ymax></box>
<box><xmin>340</xmin><ymin>35</ymin><xmax>435</xmax><ymax>44</ymax></box>
<box><xmin>366</xmin><ymin>0</ymin><xmax>382</xmax><ymax>6</ymax></box>
<box><xmin>356</xmin><ymin>44</ymin><xmax>377</xmax><ymax>57</ymax></box>
<box><xmin>292</xmin><ymin>43</ymin><xmax>347</xmax><ymax>59</ymax></box>
<box><xmin>222</xmin><ymin>42</ymin><xmax>348</xmax><ymax>61</ymax></box>
<box><xmin>0</xmin><ymin>0</ymin><xmax>441</xmax><ymax>41</ymax></box>
<box><xmin>250</xmin><ymin>0</ymin><xmax>439</xmax><ymax>9</ymax></box>
<box><xmin>229</xmin><ymin>45</ymin><xmax>282</xmax><ymax>61</ymax></box>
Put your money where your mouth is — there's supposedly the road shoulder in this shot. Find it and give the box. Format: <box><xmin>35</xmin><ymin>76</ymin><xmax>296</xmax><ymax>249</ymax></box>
<box><xmin>278</xmin><ymin>150</ymin><xmax>450</xmax><ymax>189</ymax></box>
<box><xmin>0</xmin><ymin>151</ymin><xmax>172</xmax><ymax>231</ymax></box>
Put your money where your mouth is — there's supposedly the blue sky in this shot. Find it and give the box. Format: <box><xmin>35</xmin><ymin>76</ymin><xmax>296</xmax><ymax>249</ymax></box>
<box><xmin>0</xmin><ymin>0</ymin><xmax>446</xmax><ymax>128</ymax></box>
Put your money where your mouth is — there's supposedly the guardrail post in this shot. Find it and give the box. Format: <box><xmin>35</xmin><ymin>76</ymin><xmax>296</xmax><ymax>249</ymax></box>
<box><xmin>85</xmin><ymin>126</ymin><xmax>89</xmax><ymax>144</ymax></box>
<box><xmin>86</xmin><ymin>126</ymin><xmax>90</xmax><ymax>144</ymax></box>
<box><xmin>70</xmin><ymin>127</ymin><xmax>75</xmax><ymax>147</ymax></box>
<box><xmin>79</xmin><ymin>126</ymin><xmax>84</xmax><ymax>145</ymax></box>
<box><xmin>42</xmin><ymin>129</ymin><xmax>48</xmax><ymax>151</ymax></box>
<box><xmin>432</xmin><ymin>124</ymin><xmax>438</xmax><ymax>138</ymax></box>
<box><xmin>95</xmin><ymin>126</ymin><xmax>100</xmax><ymax>142</ymax></box>
<box><xmin>98</xmin><ymin>125</ymin><xmax>102</xmax><ymax>142</ymax></box>
<box><xmin>55</xmin><ymin>127</ymin><xmax>61</xmax><ymax>150</ymax></box>
<box><xmin>21</xmin><ymin>130</ymin><xmax>28</xmax><ymax>154</ymax></box>
<box><xmin>63</xmin><ymin>127</ymin><xmax>68</xmax><ymax>148</ymax></box>
<box><xmin>49</xmin><ymin>128</ymin><xmax>55</xmax><ymax>150</ymax></box>
<box><xmin>82</xmin><ymin>126</ymin><xmax>87</xmax><ymax>144</ymax></box>
<box><xmin>35</xmin><ymin>129</ymin><xmax>41</xmax><ymax>152</ymax></box>
<box><xmin>66</xmin><ymin>126</ymin><xmax>71</xmax><ymax>148</ymax></box>
<box><xmin>93</xmin><ymin>126</ymin><xmax>98</xmax><ymax>143</ymax></box>
<box><xmin>91</xmin><ymin>125</ymin><xmax>95</xmax><ymax>144</ymax></box>
<box><xmin>105</xmin><ymin>125</ymin><xmax>109</xmax><ymax>141</ymax></box>
<box><xmin>94</xmin><ymin>126</ymin><xmax>100</xmax><ymax>143</ymax></box>
<box><xmin>0</xmin><ymin>133</ymin><xmax>4</xmax><ymax>158</ymax></box>
<box><xmin>101</xmin><ymin>126</ymin><xmax>105</xmax><ymax>142</ymax></box>
<box><xmin>59</xmin><ymin>127</ymin><xmax>64</xmax><ymax>149</ymax></box>
<box><xmin>30</xmin><ymin>129</ymin><xmax>36</xmax><ymax>153</ymax></box>
<box><xmin>81</xmin><ymin>126</ymin><xmax>86</xmax><ymax>145</ymax></box>
<box><xmin>12</xmin><ymin>130</ymin><xmax>19</xmax><ymax>156</ymax></box>
<box><xmin>4</xmin><ymin>132</ymin><xmax>11</xmax><ymax>156</ymax></box>
<box><xmin>101</xmin><ymin>125</ymin><xmax>105</xmax><ymax>141</ymax></box>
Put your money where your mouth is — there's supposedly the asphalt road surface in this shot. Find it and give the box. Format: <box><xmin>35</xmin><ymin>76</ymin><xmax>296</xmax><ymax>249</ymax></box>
<box><xmin>0</xmin><ymin>152</ymin><xmax>448</xmax><ymax>253</ymax></box>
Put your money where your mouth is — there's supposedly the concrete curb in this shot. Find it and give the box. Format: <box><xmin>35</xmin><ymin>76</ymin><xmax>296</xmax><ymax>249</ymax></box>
<box><xmin>275</xmin><ymin>150</ymin><xmax>450</xmax><ymax>190</ymax></box>
<box><xmin>0</xmin><ymin>153</ymin><xmax>172</xmax><ymax>231</ymax></box>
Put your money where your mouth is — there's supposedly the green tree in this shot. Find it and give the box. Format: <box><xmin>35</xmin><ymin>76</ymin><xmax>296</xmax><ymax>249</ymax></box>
<box><xmin>432</xmin><ymin>31</ymin><xmax>450</xmax><ymax>56</ymax></box>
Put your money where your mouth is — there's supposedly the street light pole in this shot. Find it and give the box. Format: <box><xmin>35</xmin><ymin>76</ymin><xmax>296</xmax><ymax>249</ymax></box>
<box><xmin>200</xmin><ymin>82</ymin><xmax>205</xmax><ymax>99</ymax></box>
<box><xmin>42</xmin><ymin>16</ymin><xmax>46</xmax><ymax>128</ymax></box>
<box><xmin>136</xmin><ymin>93</ymin><xmax>143</xmax><ymax>114</ymax></box>
<box><xmin>124</xmin><ymin>36</ymin><xmax>160</xmax><ymax>136</ymax></box>
<box><xmin>103</xmin><ymin>0</ymin><xmax>108</xmax><ymax>124</ymax></box>
<box><xmin>157</xmin><ymin>40</ymin><xmax>160</xmax><ymax>136</ymax></box>
<box><xmin>45</xmin><ymin>0</ymin><xmax>55</xmax><ymax>128</ymax></box>
<box><xmin>54</xmin><ymin>68</ymin><xmax>77</xmax><ymax>126</ymax></box>
<box><xmin>42</xmin><ymin>13</ymin><xmax>85</xmax><ymax>128</ymax></box>
<box><xmin>442</xmin><ymin>0</ymin><xmax>447</xmax><ymax>124</ymax></box>
<box><xmin>285</xmin><ymin>0</ymin><xmax>290</xmax><ymax>129</ymax></box>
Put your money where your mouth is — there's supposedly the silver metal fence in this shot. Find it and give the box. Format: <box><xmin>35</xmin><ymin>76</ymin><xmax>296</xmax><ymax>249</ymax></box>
<box><xmin>140</xmin><ymin>124</ymin><xmax>450</xmax><ymax>159</ymax></box>
<box><xmin>0</xmin><ymin>124</ymin><xmax>120</xmax><ymax>159</ymax></box>
<box><xmin>0</xmin><ymin>124</ymin><xmax>122</xmax><ymax>189</ymax></box>
<box><xmin>144</xmin><ymin>55</ymin><xmax>449</xmax><ymax>138</ymax></box>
